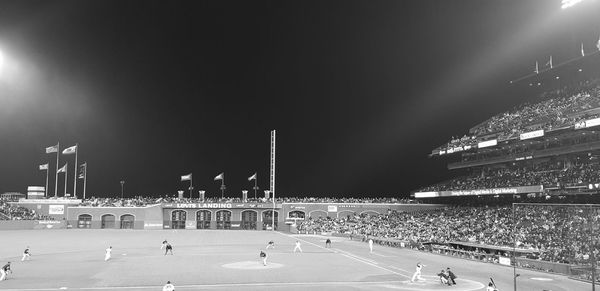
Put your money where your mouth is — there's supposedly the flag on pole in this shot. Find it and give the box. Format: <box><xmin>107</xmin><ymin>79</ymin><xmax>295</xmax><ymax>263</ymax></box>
<box><xmin>46</xmin><ymin>144</ymin><xmax>59</xmax><ymax>153</ymax></box>
<box><xmin>39</xmin><ymin>163</ymin><xmax>49</xmax><ymax>170</ymax></box>
<box><xmin>78</xmin><ymin>163</ymin><xmax>87</xmax><ymax>179</ymax></box>
<box><xmin>57</xmin><ymin>163</ymin><xmax>68</xmax><ymax>173</ymax></box>
<box><xmin>534</xmin><ymin>61</ymin><xmax>539</xmax><ymax>74</ymax></box>
<box><xmin>62</xmin><ymin>145</ymin><xmax>77</xmax><ymax>155</ymax></box>
<box><xmin>545</xmin><ymin>56</ymin><xmax>553</xmax><ymax>69</ymax></box>
<box><xmin>248</xmin><ymin>173</ymin><xmax>257</xmax><ymax>181</ymax></box>
<box><xmin>181</xmin><ymin>173</ymin><xmax>192</xmax><ymax>181</ymax></box>
<box><xmin>214</xmin><ymin>173</ymin><xmax>224</xmax><ymax>181</ymax></box>
<box><xmin>581</xmin><ymin>43</ymin><xmax>585</xmax><ymax>57</ymax></box>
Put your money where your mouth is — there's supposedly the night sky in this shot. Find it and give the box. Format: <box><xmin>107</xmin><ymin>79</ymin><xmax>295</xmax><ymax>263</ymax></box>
<box><xmin>0</xmin><ymin>0</ymin><xmax>599</xmax><ymax>199</ymax></box>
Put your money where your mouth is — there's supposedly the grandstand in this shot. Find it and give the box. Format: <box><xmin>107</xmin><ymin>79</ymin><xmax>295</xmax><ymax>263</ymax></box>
<box><xmin>416</xmin><ymin>52</ymin><xmax>600</xmax><ymax>202</ymax></box>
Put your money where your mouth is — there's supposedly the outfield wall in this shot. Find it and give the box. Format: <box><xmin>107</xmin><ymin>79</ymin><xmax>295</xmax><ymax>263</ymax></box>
<box><xmin>66</xmin><ymin>205</ymin><xmax>163</xmax><ymax>229</ymax></box>
<box><xmin>0</xmin><ymin>220</ymin><xmax>67</xmax><ymax>230</ymax></box>
<box><xmin>8</xmin><ymin>201</ymin><xmax>446</xmax><ymax>230</ymax></box>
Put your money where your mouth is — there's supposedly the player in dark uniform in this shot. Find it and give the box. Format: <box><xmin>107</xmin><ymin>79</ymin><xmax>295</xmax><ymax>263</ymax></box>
<box><xmin>446</xmin><ymin>267</ymin><xmax>457</xmax><ymax>285</ymax></box>
<box><xmin>260</xmin><ymin>250</ymin><xmax>268</xmax><ymax>266</ymax></box>
<box><xmin>0</xmin><ymin>262</ymin><xmax>11</xmax><ymax>281</ymax></box>
<box><xmin>165</xmin><ymin>243</ymin><xmax>173</xmax><ymax>255</ymax></box>
<box><xmin>325</xmin><ymin>238</ymin><xmax>332</xmax><ymax>248</ymax></box>
<box><xmin>161</xmin><ymin>240</ymin><xmax>168</xmax><ymax>250</ymax></box>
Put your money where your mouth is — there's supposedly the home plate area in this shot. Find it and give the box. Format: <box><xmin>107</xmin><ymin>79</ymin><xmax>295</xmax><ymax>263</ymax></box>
<box><xmin>222</xmin><ymin>261</ymin><xmax>284</xmax><ymax>269</ymax></box>
<box><xmin>377</xmin><ymin>276</ymin><xmax>485</xmax><ymax>291</ymax></box>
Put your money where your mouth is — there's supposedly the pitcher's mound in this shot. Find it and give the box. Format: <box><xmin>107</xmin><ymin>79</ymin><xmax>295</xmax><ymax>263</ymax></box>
<box><xmin>222</xmin><ymin>261</ymin><xmax>284</xmax><ymax>270</ymax></box>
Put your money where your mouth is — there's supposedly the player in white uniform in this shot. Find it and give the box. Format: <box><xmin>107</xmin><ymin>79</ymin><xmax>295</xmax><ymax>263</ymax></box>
<box><xmin>293</xmin><ymin>240</ymin><xmax>303</xmax><ymax>253</ymax></box>
<box><xmin>368</xmin><ymin>239</ymin><xmax>374</xmax><ymax>253</ymax></box>
<box><xmin>105</xmin><ymin>246</ymin><xmax>112</xmax><ymax>261</ymax></box>
<box><xmin>0</xmin><ymin>262</ymin><xmax>11</xmax><ymax>281</ymax></box>
<box><xmin>411</xmin><ymin>262</ymin><xmax>425</xmax><ymax>282</ymax></box>
<box><xmin>266</xmin><ymin>240</ymin><xmax>275</xmax><ymax>249</ymax></box>
<box><xmin>162</xmin><ymin>280</ymin><xmax>175</xmax><ymax>291</ymax></box>
<box><xmin>486</xmin><ymin>282</ymin><xmax>498</xmax><ymax>291</ymax></box>
<box><xmin>22</xmin><ymin>247</ymin><xmax>31</xmax><ymax>261</ymax></box>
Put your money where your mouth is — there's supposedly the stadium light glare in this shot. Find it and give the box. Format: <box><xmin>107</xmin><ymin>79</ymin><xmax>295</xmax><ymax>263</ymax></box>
<box><xmin>0</xmin><ymin>49</ymin><xmax>4</xmax><ymax>74</ymax></box>
<box><xmin>561</xmin><ymin>0</ymin><xmax>586</xmax><ymax>9</ymax></box>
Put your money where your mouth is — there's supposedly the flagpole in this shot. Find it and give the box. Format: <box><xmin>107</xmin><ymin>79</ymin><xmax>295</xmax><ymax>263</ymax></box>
<box><xmin>221</xmin><ymin>178</ymin><xmax>225</xmax><ymax>199</ymax></box>
<box><xmin>83</xmin><ymin>163</ymin><xmax>87</xmax><ymax>200</ymax></box>
<box><xmin>272</xmin><ymin>190</ymin><xmax>275</xmax><ymax>231</ymax></box>
<box><xmin>253</xmin><ymin>177</ymin><xmax>258</xmax><ymax>200</ymax></box>
<box><xmin>45</xmin><ymin>167</ymin><xmax>49</xmax><ymax>198</ymax></box>
<box><xmin>63</xmin><ymin>163</ymin><xmax>68</xmax><ymax>197</ymax></box>
<box><xmin>73</xmin><ymin>144</ymin><xmax>78</xmax><ymax>199</ymax></box>
<box><xmin>54</xmin><ymin>142</ymin><xmax>60</xmax><ymax>198</ymax></box>
<box><xmin>189</xmin><ymin>175</ymin><xmax>193</xmax><ymax>199</ymax></box>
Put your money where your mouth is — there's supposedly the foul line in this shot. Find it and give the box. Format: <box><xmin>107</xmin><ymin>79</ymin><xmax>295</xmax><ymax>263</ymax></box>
<box><xmin>0</xmin><ymin>280</ymin><xmax>407</xmax><ymax>291</ymax></box>
<box><xmin>278</xmin><ymin>232</ymin><xmax>411</xmax><ymax>279</ymax></box>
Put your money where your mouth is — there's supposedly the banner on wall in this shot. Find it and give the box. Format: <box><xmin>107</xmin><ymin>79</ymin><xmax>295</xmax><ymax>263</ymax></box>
<box><xmin>48</xmin><ymin>205</ymin><xmax>65</xmax><ymax>215</ymax></box>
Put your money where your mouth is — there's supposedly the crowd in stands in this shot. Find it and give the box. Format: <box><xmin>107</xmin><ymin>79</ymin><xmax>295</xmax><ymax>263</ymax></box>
<box><xmin>437</xmin><ymin>80</ymin><xmax>600</xmax><ymax>153</ymax></box>
<box><xmin>77</xmin><ymin>196</ymin><xmax>412</xmax><ymax>207</ymax></box>
<box><xmin>297</xmin><ymin>204</ymin><xmax>600</xmax><ymax>268</ymax></box>
<box><xmin>419</xmin><ymin>158</ymin><xmax>600</xmax><ymax>192</ymax></box>
<box><xmin>0</xmin><ymin>198</ymin><xmax>53</xmax><ymax>220</ymax></box>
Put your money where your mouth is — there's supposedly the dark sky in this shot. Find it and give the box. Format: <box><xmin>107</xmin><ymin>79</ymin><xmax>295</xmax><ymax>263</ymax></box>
<box><xmin>0</xmin><ymin>0</ymin><xmax>599</xmax><ymax>198</ymax></box>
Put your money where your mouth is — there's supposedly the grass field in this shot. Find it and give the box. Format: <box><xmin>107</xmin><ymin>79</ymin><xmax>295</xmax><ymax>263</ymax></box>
<box><xmin>0</xmin><ymin>229</ymin><xmax>593</xmax><ymax>290</ymax></box>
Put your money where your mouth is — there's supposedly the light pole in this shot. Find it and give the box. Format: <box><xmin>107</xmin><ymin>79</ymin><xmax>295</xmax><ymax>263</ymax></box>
<box><xmin>120</xmin><ymin>180</ymin><xmax>125</xmax><ymax>199</ymax></box>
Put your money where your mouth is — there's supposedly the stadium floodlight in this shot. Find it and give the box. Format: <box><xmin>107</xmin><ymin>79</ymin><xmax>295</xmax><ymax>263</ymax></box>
<box><xmin>561</xmin><ymin>0</ymin><xmax>586</xmax><ymax>9</ymax></box>
<box><xmin>0</xmin><ymin>49</ymin><xmax>4</xmax><ymax>74</ymax></box>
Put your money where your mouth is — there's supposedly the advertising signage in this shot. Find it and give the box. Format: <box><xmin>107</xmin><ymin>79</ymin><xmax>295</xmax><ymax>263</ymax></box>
<box><xmin>414</xmin><ymin>185</ymin><xmax>543</xmax><ymax>198</ymax></box>
<box><xmin>477</xmin><ymin>139</ymin><xmax>497</xmax><ymax>148</ymax></box>
<box><xmin>519</xmin><ymin>130</ymin><xmax>544</xmax><ymax>140</ymax></box>
<box><xmin>162</xmin><ymin>203</ymin><xmax>277</xmax><ymax>209</ymax></box>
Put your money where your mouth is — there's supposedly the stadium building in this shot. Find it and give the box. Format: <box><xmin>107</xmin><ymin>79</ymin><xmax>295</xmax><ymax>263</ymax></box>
<box><xmin>414</xmin><ymin>51</ymin><xmax>600</xmax><ymax>204</ymax></box>
<box><xmin>5</xmin><ymin>199</ymin><xmax>443</xmax><ymax>231</ymax></box>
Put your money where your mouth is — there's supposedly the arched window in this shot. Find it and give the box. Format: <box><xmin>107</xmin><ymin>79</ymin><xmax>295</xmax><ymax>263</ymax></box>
<box><xmin>120</xmin><ymin>214</ymin><xmax>135</xmax><ymax>229</ymax></box>
<box><xmin>288</xmin><ymin>210</ymin><xmax>306</xmax><ymax>220</ymax></box>
<box><xmin>172</xmin><ymin>210</ymin><xmax>187</xmax><ymax>229</ymax></box>
<box><xmin>196</xmin><ymin>210</ymin><xmax>212</xmax><ymax>229</ymax></box>
<box><xmin>241</xmin><ymin>210</ymin><xmax>258</xmax><ymax>230</ymax></box>
<box><xmin>262</xmin><ymin>210</ymin><xmax>279</xmax><ymax>230</ymax></box>
<box><xmin>78</xmin><ymin>214</ymin><xmax>92</xmax><ymax>229</ymax></box>
<box><xmin>309</xmin><ymin>210</ymin><xmax>327</xmax><ymax>219</ymax></box>
<box><xmin>216</xmin><ymin>210</ymin><xmax>232</xmax><ymax>229</ymax></box>
<box><xmin>101</xmin><ymin>214</ymin><xmax>115</xmax><ymax>229</ymax></box>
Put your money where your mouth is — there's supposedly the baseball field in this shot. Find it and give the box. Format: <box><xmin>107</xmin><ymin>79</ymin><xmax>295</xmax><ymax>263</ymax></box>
<box><xmin>0</xmin><ymin>229</ymin><xmax>592</xmax><ymax>290</ymax></box>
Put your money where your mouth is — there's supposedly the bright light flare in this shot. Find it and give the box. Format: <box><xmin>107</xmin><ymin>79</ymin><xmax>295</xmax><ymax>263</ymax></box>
<box><xmin>561</xmin><ymin>0</ymin><xmax>586</xmax><ymax>9</ymax></box>
<box><xmin>0</xmin><ymin>50</ymin><xmax>4</xmax><ymax>74</ymax></box>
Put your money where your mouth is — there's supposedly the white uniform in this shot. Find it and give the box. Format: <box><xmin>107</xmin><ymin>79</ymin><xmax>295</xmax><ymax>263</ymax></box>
<box><xmin>293</xmin><ymin>241</ymin><xmax>303</xmax><ymax>253</ymax></box>
<box><xmin>0</xmin><ymin>263</ymin><xmax>10</xmax><ymax>281</ymax></box>
<box><xmin>411</xmin><ymin>263</ymin><xmax>423</xmax><ymax>282</ymax></box>
<box><xmin>368</xmin><ymin>239</ymin><xmax>373</xmax><ymax>253</ymax></box>
<box><xmin>162</xmin><ymin>282</ymin><xmax>175</xmax><ymax>291</ymax></box>
<box><xmin>104</xmin><ymin>247</ymin><xmax>112</xmax><ymax>261</ymax></box>
<box><xmin>21</xmin><ymin>248</ymin><xmax>31</xmax><ymax>261</ymax></box>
